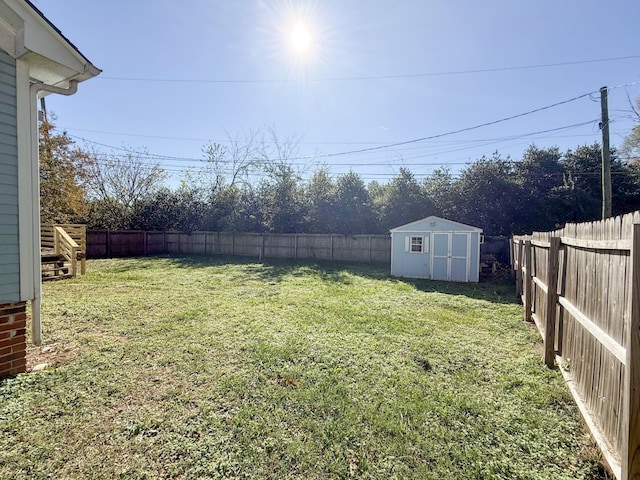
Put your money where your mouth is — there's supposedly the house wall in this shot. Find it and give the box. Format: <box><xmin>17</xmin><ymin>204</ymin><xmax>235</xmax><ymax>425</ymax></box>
<box><xmin>0</xmin><ymin>48</ymin><xmax>19</xmax><ymax>303</ymax></box>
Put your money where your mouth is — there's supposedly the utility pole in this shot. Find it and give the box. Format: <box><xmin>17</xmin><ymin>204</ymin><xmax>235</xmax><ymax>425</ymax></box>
<box><xmin>600</xmin><ymin>86</ymin><xmax>612</xmax><ymax>219</ymax></box>
<box><xmin>39</xmin><ymin>96</ymin><xmax>47</xmax><ymax>122</ymax></box>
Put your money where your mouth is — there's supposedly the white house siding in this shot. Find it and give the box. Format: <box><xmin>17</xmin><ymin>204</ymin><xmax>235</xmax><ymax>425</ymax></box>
<box><xmin>0</xmin><ymin>49</ymin><xmax>19</xmax><ymax>303</ymax></box>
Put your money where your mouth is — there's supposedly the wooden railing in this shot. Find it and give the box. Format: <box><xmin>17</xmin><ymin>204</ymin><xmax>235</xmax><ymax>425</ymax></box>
<box><xmin>55</xmin><ymin>226</ymin><xmax>80</xmax><ymax>276</ymax></box>
<box><xmin>41</xmin><ymin>224</ymin><xmax>87</xmax><ymax>278</ymax></box>
<box><xmin>511</xmin><ymin>211</ymin><xmax>640</xmax><ymax>480</ymax></box>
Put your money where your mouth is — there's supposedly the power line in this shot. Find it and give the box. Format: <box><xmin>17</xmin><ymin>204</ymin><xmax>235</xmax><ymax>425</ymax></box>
<box><xmin>72</xmin><ymin>120</ymin><xmax>601</xmax><ymax>186</ymax></box>
<box><xmin>65</xmin><ymin>91</ymin><xmax>597</xmax><ymax>164</ymax></box>
<box><xmin>57</xmin><ymin>121</ymin><xmax>598</xmax><ymax>147</ymax></box>
<box><xmin>97</xmin><ymin>55</ymin><xmax>640</xmax><ymax>84</ymax></box>
<box><xmin>300</xmin><ymin>92</ymin><xmax>597</xmax><ymax>159</ymax></box>
<box><xmin>59</xmin><ymin>127</ymin><xmax>395</xmax><ymax>145</ymax></box>
<box><xmin>86</xmin><ymin>155</ymin><xmax>636</xmax><ymax>180</ymax></box>
<box><xmin>611</xmin><ymin>80</ymin><xmax>640</xmax><ymax>90</ymax></box>
<box><xmin>76</xmin><ymin>120</ymin><xmax>596</xmax><ymax>169</ymax></box>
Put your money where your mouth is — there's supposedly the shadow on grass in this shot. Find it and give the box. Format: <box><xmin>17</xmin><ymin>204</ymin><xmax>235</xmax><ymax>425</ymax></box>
<box><xmin>161</xmin><ymin>254</ymin><xmax>520</xmax><ymax>306</ymax></box>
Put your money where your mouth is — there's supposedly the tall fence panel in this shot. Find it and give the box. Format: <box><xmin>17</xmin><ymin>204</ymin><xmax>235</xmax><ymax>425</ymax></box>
<box><xmin>86</xmin><ymin>231</ymin><xmax>392</xmax><ymax>264</ymax></box>
<box><xmin>296</xmin><ymin>234</ymin><xmax>332</xmax><ymax>261</ymax></box>
<box><xmin>512</xmin><ymin>211</ymin><xmax>640</xmax><ymax>480</ymax></box>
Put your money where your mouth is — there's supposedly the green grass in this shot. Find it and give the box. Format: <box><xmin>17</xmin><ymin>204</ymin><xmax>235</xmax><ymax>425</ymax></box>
<box><xmin>0</xmin><ymin>256</ymin><xmax>607</xmax><ymax>479</ymax></box>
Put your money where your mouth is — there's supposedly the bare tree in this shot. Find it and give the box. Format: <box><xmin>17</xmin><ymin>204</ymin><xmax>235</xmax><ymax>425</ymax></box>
<box><xmin>86</xmin><ymin>148</ymin><xmax>167</xmax><ymax>228</ymax></box>
<box><xmin>620</xmin><ymin>94</ymin><xmax>640</xmax><ymax>162</ymax></box>
<box><xmin>183</xmin><ymin>129</ymin><xmax>262</xmax><ymax>200</ymax></box>
<box><xmin>259</xmin><ymin>125</ymin><xmax>307</xmax><ymax>176</ymax></box>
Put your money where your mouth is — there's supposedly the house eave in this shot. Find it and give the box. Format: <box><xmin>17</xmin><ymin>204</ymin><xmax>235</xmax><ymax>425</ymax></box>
<box><xmin>0</xmin><ymin>0</ymin><xmax>100</xmax><ymax>85</ymax></box>
<box><xmin>20</xmin><ymin>50</ymin><xmax>99</xmax><ymax>90</ymax></box>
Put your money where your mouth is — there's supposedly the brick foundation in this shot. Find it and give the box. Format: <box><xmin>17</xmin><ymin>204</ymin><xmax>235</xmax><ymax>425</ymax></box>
<box><xmin>0</xmin><ymin>302</ymin><xmax>27</xmax><ymax>377</ymax></box>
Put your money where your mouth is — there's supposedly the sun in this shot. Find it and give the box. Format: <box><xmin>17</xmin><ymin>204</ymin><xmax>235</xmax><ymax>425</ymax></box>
<box><xmin>291</xmin><ymin>24</ymin><xmax>312</xmax><ymax>52</ymax></box>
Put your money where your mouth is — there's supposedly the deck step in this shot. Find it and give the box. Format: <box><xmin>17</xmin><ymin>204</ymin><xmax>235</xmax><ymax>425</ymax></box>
<box><xmin>40</xmin><ymin>225</ymin><xmax>87</xmax><ymax>281</ymax></box>
<box><xmin>42</xmin><ymin>273</ymin><xmax>74</xmax><ymax>282</ymax></box>
<box><xmin>41</xmin><ymin>253</ymin><xmax>65</xmax><ymax>263</ymax></box>
<box><xmin>41</xmin><ymin>252</ymin><xmax>72</xmax><ymax>280</ymax></box>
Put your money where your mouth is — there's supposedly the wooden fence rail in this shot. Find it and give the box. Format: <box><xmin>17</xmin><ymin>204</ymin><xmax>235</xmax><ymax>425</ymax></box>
<box><xmin>512</xmin><ymin>211</ymin><xmax>640</xmax><ymax>480</ymax></box>
<box><xmin>86</xmin><ymin>231</ymin><xmax>393</xmax><ymax>264</ymax></box>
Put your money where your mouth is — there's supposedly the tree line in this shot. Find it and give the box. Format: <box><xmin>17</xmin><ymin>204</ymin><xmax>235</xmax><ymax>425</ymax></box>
<box><xmin>40</xmin><ymin>116</ymin><xmax>640</xmax><ymax>236</ymax></box>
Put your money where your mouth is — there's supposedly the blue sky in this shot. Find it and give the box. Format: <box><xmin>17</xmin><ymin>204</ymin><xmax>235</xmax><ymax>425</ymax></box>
<box><xmin>34</xmin><ymin>0</ymin><xmax>640</xmax><ymax>185</ymax></box>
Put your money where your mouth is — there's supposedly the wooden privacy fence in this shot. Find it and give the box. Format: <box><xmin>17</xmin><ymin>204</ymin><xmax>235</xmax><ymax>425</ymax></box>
<box><xmin>512</xmin><ymin>211</ymin><xmax>640</xmax><ymax>480</ymax></box>
<box><xmin>87</xmin><ymin>231</ymin><xmax>392</xmax><ymax>264</ymax></box>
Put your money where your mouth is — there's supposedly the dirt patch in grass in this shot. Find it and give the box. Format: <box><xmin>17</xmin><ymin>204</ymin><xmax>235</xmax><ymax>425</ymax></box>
<box><xmin>25</xmin><ymin>338</ymin><xmax>78</xmax><ymax>372</ymax></box>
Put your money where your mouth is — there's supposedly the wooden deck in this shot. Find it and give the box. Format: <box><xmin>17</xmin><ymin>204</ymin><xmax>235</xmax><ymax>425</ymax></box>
<box><xmin>40</xmin><ymin>224</ymin><xmax>87</xmax><ymax>281</ymax></box>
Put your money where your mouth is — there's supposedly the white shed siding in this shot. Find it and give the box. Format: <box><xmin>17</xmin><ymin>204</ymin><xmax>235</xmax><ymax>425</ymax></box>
<box><xmin>390</xmin><ymin>216</ymin><xmax>482</xmax><ymax>282</ymax></box>
<box><xmin>391</xmin><ymin>231</ymin><xmax>431</xmax><ymax>278</ymax></box>
<box><xmin>0</xmin><ymin>48</ymin><xmax>19</xmax><ymax>302</ymax></box>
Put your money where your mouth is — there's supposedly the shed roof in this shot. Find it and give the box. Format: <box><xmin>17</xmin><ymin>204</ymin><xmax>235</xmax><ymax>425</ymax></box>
<box><xmin>389</xmin><ymin>215</ymin><xmax>483</xmax><ymax>233</ymax></box>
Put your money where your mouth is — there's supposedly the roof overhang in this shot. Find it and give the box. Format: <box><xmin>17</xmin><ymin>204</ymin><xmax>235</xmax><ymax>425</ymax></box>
<box><xmin>0</xmin><ymin>0</ymin><xmax>100</xmax><ymax>88</ymax></box>
<box><xmin>389</xmin><ymin>215</ymin><xmax>483</xmax><ymax>233</ymax></box>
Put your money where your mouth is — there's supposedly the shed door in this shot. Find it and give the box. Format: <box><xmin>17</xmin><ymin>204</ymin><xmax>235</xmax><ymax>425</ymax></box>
<box><xmin>431</xmin><ymin>233</ymin><xmax>449</xmax><ymax>281</ymax></box>
<box><xmin>450</xmin><ymin>233</ymin><xmax>469</xmax><ymax>282</ymax></box>
<box><xmin>430</xmin><ymin>232</ymin><xmax>471</xmax><ymax>282</ymax></box>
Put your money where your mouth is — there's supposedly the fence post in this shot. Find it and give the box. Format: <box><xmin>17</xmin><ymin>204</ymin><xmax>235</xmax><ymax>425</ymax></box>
<box><xmin>515</xmin><ymin>239</ymin><xmax>523</xmax><ymax>296</ymax></box>
<box><xmin>622</xmin><ymin>224</ymin><xmax>640</xmax><ymax>480</ymax></box>
<box><xmin>330</xmin><ymin>234</ymin><xmax>334</xmax><ymax>260</ymax></box>
<box><xmin>509</xmin><ymin>238</ymin><xmax>514</xmax><ymax>277</ymax></box>
<box><xmin>53</xmin><ymin>227</ymin><xmax>60</xmax><ymax>255</ymax></box>
<box><xmin>106</xmin><ymin>230</ymin><xmax>111</xmax><ymax>258</ymax></box>
<box><xmin>80</xmin><ymin>226</ymin><xmax>87</xmax><ymax>274</ymax></box>
<box><xmin>523</xmin><ymin>240</ymin><xmax>532</xmax><ymax>323</ymax></box>
<box><xmin>368</xmin><ymin>235</ymin><xmax>372</xmax><ymax>263</ymax></box>
<box><xmin>543</xmin><ymin>237</ymin><xmax>560</xmax><ymax>367</ymax></box>
<box><xmin>294</xmin><ymin>234</ymin><xmax>298</xmax><ymax>260</ymax></box>
<box><xmin>143</xmin><ymin>232</ymin><xmax>148</xmax><ymax>256</ymax></box>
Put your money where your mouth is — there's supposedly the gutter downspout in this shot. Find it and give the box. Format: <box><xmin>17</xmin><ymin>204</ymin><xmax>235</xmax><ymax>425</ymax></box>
<box><xmin>28</xmin><ymin>79</ymin><xmax>78</xmax><ymax>345</ymax></box>
<box><xmin>31</xmin><ymin>79</ymin><xmax>78</xmax><ymax>97</ymax></box>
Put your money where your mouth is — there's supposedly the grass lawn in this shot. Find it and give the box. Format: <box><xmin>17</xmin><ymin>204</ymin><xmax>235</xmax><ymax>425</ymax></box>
<box><xmin>0</xmin><ymin>257</ymin><xmax>606</xmax><ymax>479</ymax></box>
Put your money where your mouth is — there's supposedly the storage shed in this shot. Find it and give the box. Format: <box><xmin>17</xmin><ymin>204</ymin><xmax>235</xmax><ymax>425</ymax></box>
<box><xmin>390</xmin><ymin>216</ymin><xmax>483</xmax><ymax>282</ymax></box>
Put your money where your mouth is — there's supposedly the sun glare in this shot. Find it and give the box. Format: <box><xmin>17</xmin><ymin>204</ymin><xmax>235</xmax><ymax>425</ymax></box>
<box><xmin>291</xmin><ymin>24</ymin><xmax>311</xmax><ymax>51</ymax></box>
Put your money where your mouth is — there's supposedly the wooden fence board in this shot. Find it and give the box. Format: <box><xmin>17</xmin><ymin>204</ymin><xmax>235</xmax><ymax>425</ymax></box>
<box><xmin>511</xmin><ymin>210</ymin><xmax>640</xmax><ymax>480</ymax></box>
<box><xmin>523</xmin><ymin>240</ymin><xmax>532</xmax><ymax>323</ymax></box>
<box><xmin>622</xmin><ymin>224</ymin><xmax>640</xmax><ymax>480</ymax></box>
<box><xmin>544</xmin><ymin>237</ymin><xmax>560</xmax><ymax>367</ymax></box>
